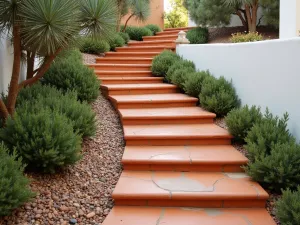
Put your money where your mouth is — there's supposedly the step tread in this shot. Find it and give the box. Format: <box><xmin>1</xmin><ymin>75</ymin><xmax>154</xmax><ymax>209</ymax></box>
<box><xmin>102</xmin><ymin>83</ymin><xmax>177</xmax><ymax>90</ymax></box>
<box><xmin>129</xmin><ymin>40</ymin><xmax>175</xmax><ymax>44</ymax></box>
<box><xmin>96</xmin><ymin>57</ymin><xmax>153</xmax><ymax>60</ymax></box>
<box><xmin>109</xmin><ymin>93</ymin><xmax>198</xmax><ymax>103</ymax></box>
<box><xmin>112</xmin><ymin>171</ymin><xmax>269</xmax><ymax>200</ymax></box>
<box><xmin>116</xmin><ymin>46</ymin><xmax>174</xmax><ymax>49</ymax></box>
<box><xmin>99</xmin><ymin>77</ymin><xmax>163</xmax><ymax>81</ymax></box>
<box><xmin>123</xmin><ymin>124</ymin><xmax>233</xmax><ymax>140</ymax></box>
<box><xmin>105</xmin><ymin>52</ymin><xmax>161</xmax><ymax>55</ymax></box>
<box><xmin>103</xmin><ymin>206</ymin><xmax>276</xmax><ymax>225</ymax></box>
<box><xmin>119</xmin><ymin>107</ymin><xmax>216</xmax><ymax>120</ymax></box>
<box><xmin>123</xmin><ymin>145</ymin><xmax>248</xmax><ymax>165</ymax></box>
<box><xmin>88</xmin><ymin>63</ymin><xmax>151</xmax><ymax>67</ymax></box>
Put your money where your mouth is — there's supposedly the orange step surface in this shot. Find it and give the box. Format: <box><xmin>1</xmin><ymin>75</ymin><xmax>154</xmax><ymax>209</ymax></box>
<box><xmin>87</xmin><ymin>63</ymin><xmax>151</xmax><ymax>71</ymax></box>
<box><xmin>109</xmin><ymin>93</ymin><xmax>198</xmax><ymax>109</ymax></box>
<box><xmin>101</xmin><ymin>83</ymin><xmax>178</xmax><ymax>96</ymax></box>
<box><xmin>123</xmin><ymin>124</ymin><xmax>233</xmax><ymax>146</ymax></box>
<box><xmin>122</xmin><ymin>145</ymin><xmax>248</xmax><ymax>172</ymax></box>
<box><xmin>95</xmin><ymin>70</ymin><xmax>152</xmax><ymax>77</ymax></box>
<box><xmin>103</xmin><ymin>206</ymin><xmax>276</xmax><ymax>225</ymax></box>
<box><xmin>112</xmin><ymin>171</ymin><xmax>269</xmax><ymax>208</ymax></box>
<box><xmin>115</xmin><ymin>46</ymin><xmax>175</xmax><ymax>53</ymax></box>
<box><xmin>128</xmin><ymin>40</ymin><xmax>176</xmax><ymax>48</ymax></box>
<box><xmin>119</xmin><ymin>107</ymin><xmax>216</xmax><ymax>125</ymax></box>
<box><xmin>99</xmin><ymin>77</ymin><xmax>163</xmax><ymax>85</ymax></box>
<box><xmin>96</xmin><ymin>57</ymin><xmax>153</xmax><ymax>64</ymax></box>
<box><xmin>104</xmin><ymin>51</ymin><xmax>161</xmax><ymax>58</ymax></box>
<box><xmin>143</xmin><ymin>34</ymin><xmax>178</xmax><ymax>41</ymax></box>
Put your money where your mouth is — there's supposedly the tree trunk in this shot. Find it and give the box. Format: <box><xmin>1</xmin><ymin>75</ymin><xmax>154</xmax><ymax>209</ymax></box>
<box><xmin>18</xmin><ymin>48</ymin><xmax>62</xmax><ymax>89</ymax></box>
<box><xmin>0</xmin><ymin>99</ymin><xmax>9</xmax><ymax>120</ymax></box>
<box><xmin>236</xmin><ymin>9</ymin><xmax>248</xmax><ymax>31</ymax></box>
<box><xmin>245</xmin><ymin>1</ymin><xmax>259</xmax><ymax>33</ymax></box>
<box><xmin>26</xmin><ymin>51</ymin><xmax>36</xmax><ymax>79</ymax></box>
<box><xmin>122</xmin><ymin>14</ymin><xmax>134</xmax><ymax>32</ymax></box>
<box><xmin>6</xmin><ymin>25</ymin><xmax>22</xmax><ymax>116</ymax></box>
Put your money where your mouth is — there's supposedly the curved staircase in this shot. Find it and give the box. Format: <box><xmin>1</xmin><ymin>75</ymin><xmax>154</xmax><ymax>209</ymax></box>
<box><xmin>88</xmin><ymin>27</ymin><xmax>276</xmax><ymax>225</ymax></box>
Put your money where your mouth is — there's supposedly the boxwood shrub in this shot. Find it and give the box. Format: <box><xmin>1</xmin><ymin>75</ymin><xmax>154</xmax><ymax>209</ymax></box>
<box><xmin>109</xmin><ymin>34</ymin><xmax>125</xmax><ymax>51</ymax></box>
<box><xmin>200</xmin><ymin>76</ymin><xmax>240</xmax><ymax>117</ymax></box>
<box><xmin>0</xmin><ymin>142</ymin><xmax>34</xmax><ymax>216</ymax></box>
<box><xmin>151</xmin><ymin>50</ymin><xmax>181</xmax><ymax>77</ymax></box>
<box><xmin>186</xmin><ymin>27</ymin><xmax>209</xmax><ymax>44</ymax></box>
<box><xmin>145</xmin><ymin>24</ymin><xmax>162</xmax><ymax>35</ymax></box>
<box><xmin>118</xmin><ymin>32</ymin><xmax>130</xmax><ymax>44</ymax></box>
<box><xmin>79</xmin><ymin>37</ymin><xmax>110</xmax><ymax>54</ymax></box>
<box><xmin>123</xmin><ymin>26</ymin><xmax>153</xmax><ymax>41</ymax></box>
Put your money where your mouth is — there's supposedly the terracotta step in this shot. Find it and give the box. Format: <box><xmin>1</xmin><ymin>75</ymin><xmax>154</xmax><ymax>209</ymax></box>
<box><xmin>96</xmin><ymin>57</ymin><xmax>153</xmax><ymax>64</ymax></box>
<box><xmin>104</xmin><ymin>52</ymin><xmax>161</xmax><ymax>58</ymax></box>
<box><xmin>101</xmin><ymin>83</ymin><xmax>178</xmax><ymax>96</ymax></box>
<box><xmin>112</xmin><ymin>171</ymin><xmax>269</xmax><ymax>207</ymax></box>
<box><xmin>164</xmin><ymin>26</ymin><xmax>195</xmax><ymax>32</ymax></box>
<box><xmin>109</xmin><ymin>93</ymin><xmax>198</xmax><ymax>109</ymax></box>
<box><xmin>143</xmin><ymin>34</ymin><xmax>178</xmax><ymax>41</ymax></box>
<box><xmin>119</xmin><ymin>107</ymin><xmax>216</xmax><ymax>125</ymax></box>
<box><xmin>128</xmin><ymin>40</ymin><xmax>175</xmax><ymax>48</ymax></box>
<box><xmin>95</xmin><ymin>71</ymin><xmax>152</xmax><ymax>77</ymax></box>
<box><xmin>156</xmin><ymin>29</ymin><xmax>190</xmax><ymax>36</ymax></box>
<box><xmin>122</xmin><ymin>145</ymin><xmax>248</xmax><ymax>172</ymax></box>
<box><xmin>123</xmin><ymin>123</ymin><xmax>233</xmax><ymax>146</ymax></box>
<box><xmin>99</xmin><ymin>77</ymin><xmax>163</xmax><ymax>85</ymax></box>
<box><xmin>103</xmin><ymin>206</ymin><xmax>276</xmax><ymax>225</ymax></box>
<box><xmin>88</xmin><ymin>64</ymin><xmax>151</xmax><ymax>72</ymax></box>
<box><xmin>115</xmin><ymin>46</ymin><xmax>175</xmax><ymax>53</ymax></box>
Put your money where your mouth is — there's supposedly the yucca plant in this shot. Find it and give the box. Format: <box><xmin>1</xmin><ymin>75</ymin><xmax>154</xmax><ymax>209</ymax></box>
<box><xmin>0</xmin><ymin>0</ymin><xmax>117</xmax><ymax>121</ymax></box>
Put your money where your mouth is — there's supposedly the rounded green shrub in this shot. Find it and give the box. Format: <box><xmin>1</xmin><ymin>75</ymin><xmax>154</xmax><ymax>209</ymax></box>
<box><xmin>245</xmin><ymin>142</ymin><xmax>300</xmax><ymax>192</ymax></box>
<box><xmin>166</xmin><ymin>59</ymin><xmax>195</xmax><ymax>82</ymax></box>
<box><xmin>171</xmin><ymin>67</ymin><xmax>195</xmax><ymax>89</ymax></box>
<box><xmin>183</xmin><ymin>70</ymin><xmax>211</xmax><ymax>97</ymax></box>
<box><xmin>0</xmin><ymin>142</ymin><xmax>35</xmax><ymax>216</ymax></box>
<box><xmin>276</xmin><ymin>186</ymin><xmax>300</xmax><ymax>225</ymax></box>
<box><xmin>124</xmin><ymin>26</ymin><xmax>153</xmax><ymax>41</ymax></box>
<box><xmin>186</xmin><ymin>27</ymin><xmax>209</xmax><ymax>44</ymax></box>
<box><xmin>43</xmin><ymin>51</ymin><xmax>100</xmax><ymax>102</ymax></box>
<box><xmin>245</xmin><ymin>110</ymin><xmax>294</xmax><ymax>162</ymax></box>
<box><xmin>109</xmin><ymin>34</ymin><xmax>125</xmax><ymax>51</ymax></box>
<box><xmin>17</xmin><ymin>83</ymin><xmax>96</xmax><ymax>138</ymax></box>
<box><xmin>118</xmin><ymin>32</ymin><xmax>130</xmax><ymax>44</ymax></box>
<box><xmin>225</xmin><ymin>105</ymin><xmax>263</xmax><ymax>143</ymax></box>
<box><xmin>151</xmin><ymin>50</ymin><xmax>181</xmax><ymax>76</ymax></box>
<box><xmin>0</xmin><ymin>109</ymin><xmax>82</xmax><ymax>173</ymax></box>
<box><xmin>79</xmin><ymin>38</ymin><xmax>110</xmax><ymax>54</ymax></box>
<box><xmin>200</xmin><ymin>76</ymin><xmax>240</xmax><ymax>117</ymax></box>
<box><xmin>145</xmin><ymin>24</ymin><xmax>162</xmax><ymax>35</ymax></box>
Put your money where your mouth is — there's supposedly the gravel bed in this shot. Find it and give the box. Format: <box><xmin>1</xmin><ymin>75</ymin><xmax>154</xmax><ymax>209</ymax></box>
<box><xmin>0</xmin><ymin>95</ymin><xmax>125</xmax><ymax>225</ymax></box>
<box><xmin>82</xmin><ymin>53</ymin><xmax>104</xmax><ymax>64</ymax></box>
<box><xmin>214</xmin><ymin>117</ymin><xmax>281</xmax><ymax>225</ymax></box>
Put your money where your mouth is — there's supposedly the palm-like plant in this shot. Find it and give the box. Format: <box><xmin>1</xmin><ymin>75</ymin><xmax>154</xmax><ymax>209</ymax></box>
<box><xmin>223</xmin><ymin>0</ymin><xmax>259</xmax><ymax>32</ymax></box>
<box><xmin>0</xmin><ymin>0</ymin><xmax>117</xmax><ymax>120</ymax></box>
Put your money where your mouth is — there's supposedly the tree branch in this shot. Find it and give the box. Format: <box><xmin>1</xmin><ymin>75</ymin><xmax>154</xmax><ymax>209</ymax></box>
<box><xmin>122</xmin><ymin>13</ymin><xmax>135</xmax><ymax>32</ymax></box>
<box><xmin>26</xmin><ymin>51</ymin><xmax>36</xmax><ymax>79</ymax></box>
<box><xmin>18</xmin><ymin>48</ymin><xmax>62</xmax><ymax>89</ymax></box>
<box><xmin>257</xmin><ymin>15</ymin><xmax>264</xmax><ymax>26</ymax></box>
<box><xmin>0</xmin><ymin>99</ymin><xmax>9</xmax><ymax>121</ymax></box>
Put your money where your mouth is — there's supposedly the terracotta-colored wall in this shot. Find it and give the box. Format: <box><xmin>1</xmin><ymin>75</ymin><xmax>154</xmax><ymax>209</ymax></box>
<box><xmin>121</xmin><ymin>0</ymin><xmax>164</xmax><ymax>29</ymax></box>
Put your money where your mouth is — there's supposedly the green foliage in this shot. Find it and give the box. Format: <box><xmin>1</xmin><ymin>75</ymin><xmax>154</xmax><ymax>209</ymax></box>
<box><xmin>184</xmin><ymin>0</ymin><xmax>234</xmax><ymax>27</ymax></box>
<box><xmin>245</xmin><ymin>142</ymin><xmax>300</xmax><ymax>192</ymax></box>
<box><xmin>145</xmin><ymin>24</ymin><xmax>162</xmax><ymax>35</ymax></box>
<box><xmin>0</xmin><ymin>109</ymin><xmax>82</xmax><ymax>173</ymax></box>
<box><xmin>166</xmin><ymin>59</ymin><xmax>195</xmax><ymax>82</ymax></box>
<box><xmin>79</xmin><ymin>37</ymin><xmax>110</xmax><ymax>54</ymax></box>
<box><xmin>231</xmin><ymin>32</ymin><xmax>263</xmax><ymax>43</ymax></box>
<box><xmin>17</xmin><ymin>83</ymin><xmax>97</xmax><ymax>138</ymax></box>
<box><xmin>171</xmin><ymin>67</ymin><xmax>195</xmax><ymax>89</ymax></box>
<box><xmin>0</xmin><ymin>143</ymin><xmax>34</xmax><ymax>216</ymax></box>
<box><xmin>261</xmin><ymin>0</ymin><xmax>280</xmax><ymax>28</ymax></box>
<box><xmin>164</xmin><ymin>0</ymin><xmax>188</xmax><ymax>28</ymax></box>
<box><xmin>225</xmin><ymin>105</ymin><xmax>263</xmax><ymax>143</ymax></box>
<box><xmin>118</xmin><ymin>32</ymin><xmax>130</xmax><ymax>44</ymax></box>
<box><xmin>276</xmin><ymin>186</ymin><xmax>300</xmax><ymax>225</ymax></box>
<box><xmin>43</xmin><ymin>50</ymin><xmax>100</xmax><ymax>103</ymax></box>
<box><xmin>123</xmin><ymin>26</ymin><xmax>153</xmax><ymax>41</ymax></box>
<box><xmin>109</xmin><ymin>34</ymin><xmax>125</xmax><ymax>51</ymax></box>
<box><xmin>183</xmin><ymin>71</ymin><xmax>211</xmax><ymax>98</ymax></box>
<box><xmin>151</xmin><ymin>50</ymin><xmax>181</xmax><ymax>77</ymax></box>
<box><xmin>186</xmin><ymin>27</ymin><xmax>209</xmax><ymax>44</ymax></box>
<box><xmin>121</xmin><ymin>0</ymin><xmax>151</xmax><ymax>27</ymax></box>
<box><xmin>245</xmin><ymin>110</ymin><xmax>294</xmax><ymax>162</ymax></box>
<box><xmin>200</xmin><ymin>76</ymin><xmax>240</xmax><ymax>117</ymax></box>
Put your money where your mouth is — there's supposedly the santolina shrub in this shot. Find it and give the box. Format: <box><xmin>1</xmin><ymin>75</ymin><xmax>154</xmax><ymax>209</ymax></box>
<box><xmin>0</xmin><ymin>143</ymin><xmax>34</xmax><ymax>216</ymax></box>
<box><xmin>171</xmin><ymin>67</ymin><xmax>195</xmax><ymax>89</ymax></box>
<box><xmin>166</xmin><ymin>59</ymin><xmax>195</xmax><ymax>82</ymax></box>
<box><xmin>118</xmin><ymin>32</ymin><xmax>130</xmax><ymax>44</ymax></box>
<box><xmin>109</xmin><ymin>34</ymin><xmax>125</xmax><ymax>51</ymax></box>
<box><xmin>79</xmin><ymin>37</ymin><xmax>110</xmax><ymax>54</ymax></box>
<box><xmin>230</xmin><ymin>32</ymin><xmax>263</xmax><ymax>43</ymax></box>
<box><xmin>123</xmin><ymin>26</ymin><xmax>153</xmax><ymax>41</ymax></box>
<box><xmin>151</xmin><ymin>50</ymin><xmax>181</xmax><ymax>76</ymax></box>
<box><xmin>145</xmin><ymin>24</ymin><xmax>162</xmax><ymax>35</ymax></box>
<box><xmin>183</xmin><ymin>70</ymin><xmax>211</xmax><ymax>98</ymax></box>
<box><xmin>186</xmin><ymin>27</ymin><xmax>209</xmax><ymax>44</ymax></box>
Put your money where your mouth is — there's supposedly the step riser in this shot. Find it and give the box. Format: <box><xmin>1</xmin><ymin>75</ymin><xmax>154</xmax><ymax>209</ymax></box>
<box><xmin>123</xmin><ymin>164</ymin><xmax>244</xmax><ymax>172</ymax></box>
<box><xmin>122</xmin><ymin>118</ymin><xmax>214</xmax><ymax>125</ymax></box>
<box><xmin>96</xmin><ymin>59</ymin><xmax>153</xmax><ymax>64</ymax></box>
<box><xmin>100</xmin><ymin>80</ymin><xmax>162</xmax><ymax>85</ymax></box>
<box><xmin>114</xmin><ymin>200</ymin><xmax>266</xmax><ymax>208</ymax></box>
<box><xmin>156</xmin><ymin>30</ymin><xmax>189</xmax><ymax>36</ymax></box>
<box><xmin>96</xmin><ymin>73</ymin><xmax>152</xmax><ymax>77</ymax></box>
<box><xmin>102</xmin><ymin>88</ymin><xmax>178</xmax><ymax>96</ymax></box>
<box><xmin>125</xmin><ymin>139</ymin><xmax>232</xmax><ymax>146</ymax></box>
<box><xmin>105</xmin><ymin>53</ymin><xmax>160</xmax><ymax>58</ymax></box>
<box><xmin>143</xmin><ymin>36</ymin><xmax>177</xmax><ymax>41</ymax></box>
<box><xmin>113</xmin><ymin>102</ymin><xmax>197</xmax><ymax>109</ymax></box>
<box><xmin>128</xmin><ymin>42</ymin><xmax>175</xmax><ymax>48</ymax></box>
<box><xmin>116</xmin><ymin>48</ymin><xmax>174</xmax><ymax>53</ymax></box>
<box><xmin>90</xmin><ymin>66</ymin><xmax>151</xmax><ymax>71</ymax></box>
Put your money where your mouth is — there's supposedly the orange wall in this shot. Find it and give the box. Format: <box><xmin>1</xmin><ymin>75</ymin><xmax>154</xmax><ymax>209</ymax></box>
<box><xmin>121</xmin><ymin>0</ymin><xmax>164</xmax><ymax>29</ymax></box>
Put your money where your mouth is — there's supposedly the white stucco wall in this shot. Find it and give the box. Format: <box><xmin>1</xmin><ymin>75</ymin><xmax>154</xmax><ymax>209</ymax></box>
<box><xmin>280</xmin><ymin>0</ymin><xmax>299</xmax><ymax>38</ymax></box>
<box><xmin>177</xmin><ymin>38</ymin><xmax>300</xmax><ymax>141</ymax></box>
<box><xmin>0</xmin><ymin>38</ymin><xmax>26</xmax><ymax>95</ymax></box>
